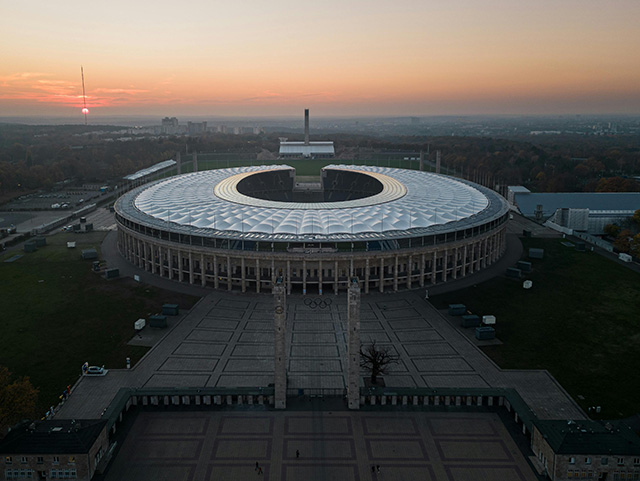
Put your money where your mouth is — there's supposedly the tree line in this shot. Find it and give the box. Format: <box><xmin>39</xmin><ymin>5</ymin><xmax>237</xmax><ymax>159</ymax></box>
<box><xmin>0</xmin><ymin>124</ymin><xmax>639</xmax><ymax>199</ymax></box>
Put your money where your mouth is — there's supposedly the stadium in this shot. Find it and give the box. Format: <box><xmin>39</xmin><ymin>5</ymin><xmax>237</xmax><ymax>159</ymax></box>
<box><xmin>115</xmin><ymin>165</ymin><xmax>510</xmax><ymax>294</ymax></box>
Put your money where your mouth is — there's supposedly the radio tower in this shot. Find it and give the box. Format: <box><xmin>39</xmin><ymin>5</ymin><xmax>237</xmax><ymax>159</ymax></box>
<box><xmin>80</xmin><ymin>66</ymin><xmax>89</xmax><ymax>124</ymax></box>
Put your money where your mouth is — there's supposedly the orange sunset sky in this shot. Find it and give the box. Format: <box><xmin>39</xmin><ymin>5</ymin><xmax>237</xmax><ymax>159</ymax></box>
<box><xmin>1</xmin><ymin>0</ymin><xmax>640</xmax><ymax>118</ymax></box>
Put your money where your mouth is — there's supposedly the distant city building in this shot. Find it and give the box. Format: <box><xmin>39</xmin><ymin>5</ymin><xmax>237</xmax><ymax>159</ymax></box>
<box><xmin>161</xmin><ymin>117</ymin><xmax>179</xmax><ymax>135</ymax></box>
<box><xmin>187</xmin><ymin>121</ymin><xmax>207</xmax><ymax>135</ymax></box>
<box><xmin>509</xmin><ymin>187</ymin><xmax>640</xmax><ymax>234</ymax></box>
<box><xmin>279</xmin><ymin>109</ymin><xmax>335</xmax><ymax>158</ymax></box>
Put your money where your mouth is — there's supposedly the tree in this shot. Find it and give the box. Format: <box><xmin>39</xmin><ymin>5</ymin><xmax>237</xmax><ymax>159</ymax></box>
<box><xmin>631</xmin><ymin>234</ymin><xmax>640</xmax><ymax>258</ymax></box>
<box><xmin>0</xmin><ymin>366</ymin><xmax>38</xmax><ymax>437</ymax></box>
<box><xmin>603</xmin><ymin>223</ymin><xmax>621</xmax><ymax>238</ymax></box>
<box><xmin>359</xmin><ymin>341</ymin><xmax>399</xmax><ymax>385</ymax></box>
<box><xmin>613</xmin><ymin>229</ymin><xmax>633</xmax><ymax>253</ymax></box>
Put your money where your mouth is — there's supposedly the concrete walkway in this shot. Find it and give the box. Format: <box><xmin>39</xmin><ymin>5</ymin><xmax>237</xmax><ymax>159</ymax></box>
<box><xmin>56</xmin><ymin>287</ymin><xmax>584</xmax><ymax>422</ymax></box>
<box><xmin>104</xmin><ymin>410</ymin><xmax>539</xmax><ymax>481</ymax></box>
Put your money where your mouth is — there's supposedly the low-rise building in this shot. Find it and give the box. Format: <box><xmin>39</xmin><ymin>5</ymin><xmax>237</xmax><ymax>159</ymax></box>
<box><xmin>531</xmin><ymin>419</ymin><xmax>640</xmax><ymax>480</ymax></box>
<box><xmin>1</xmin><ymin>420</ymin><xmax>108</xmax><ymax>481</ymax></box>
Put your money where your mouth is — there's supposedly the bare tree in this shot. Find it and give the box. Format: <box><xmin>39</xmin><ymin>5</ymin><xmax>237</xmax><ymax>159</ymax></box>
<box><xmin>359</xmin><ymin>341</ymin><xmax>399</xmax><ymax>385</ymax></box>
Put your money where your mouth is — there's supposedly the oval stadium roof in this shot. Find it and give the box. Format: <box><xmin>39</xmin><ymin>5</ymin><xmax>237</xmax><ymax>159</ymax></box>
<box><xmin>118</xmin><ymin>165</ymin><xmax>507</xmax><ymax>241</ymax></box>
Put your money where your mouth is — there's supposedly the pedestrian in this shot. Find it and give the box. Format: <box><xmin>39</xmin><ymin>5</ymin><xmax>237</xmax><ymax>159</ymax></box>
<box><xmin>296</xmin><ymin>449</ymin><xmax>300</xmax><ymax>459</ymax></box>
<box><xmin>257</xmin><ymin>466</ymin><xmax>263</xmax><ymax>475</ymax></box>
<box><xmin>377</xmin><ymin>465</ymin><xmax>380</xmax><ymax>473</ymax></box>
<box><xmin>255</xmin><ymin>462</ymin><xmax>259</xmax><ymax>471</ymax></box>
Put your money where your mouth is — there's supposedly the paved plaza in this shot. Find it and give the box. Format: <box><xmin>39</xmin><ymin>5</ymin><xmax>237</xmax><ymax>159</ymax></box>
<box><xmin>105</xmin><ymin>410</ymin><xmax>538</xmax><ymax>481</ymax></box>
<box><xmin>57</xmin><ymin>287</ymin><xmax>583</xmax><ymax>421</ymax></box>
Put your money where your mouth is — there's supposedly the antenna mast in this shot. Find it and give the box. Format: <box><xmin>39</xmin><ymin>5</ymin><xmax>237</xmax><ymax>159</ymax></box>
<box><xmin>81</xmin><ymin>66</ymin><xmax>88</xmax><ymax>125</ymax></box>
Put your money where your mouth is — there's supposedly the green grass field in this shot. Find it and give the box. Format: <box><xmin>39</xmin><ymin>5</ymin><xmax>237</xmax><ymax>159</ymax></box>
<box><xmin>432</xmin><ymin>238</ymin><xmax>640</xmax><ymax>419</ymax></box>
<box><xmin>0</xmin><ymin>232</ymin><xmax>200</xmax><ymax>415</ymax></box>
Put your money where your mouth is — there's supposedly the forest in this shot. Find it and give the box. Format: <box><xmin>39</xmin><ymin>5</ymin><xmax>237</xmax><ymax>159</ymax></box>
<box><xmin>0</xmin><ymin>124</ymin><xmax>639</xmax><ymax>200</ymax></box>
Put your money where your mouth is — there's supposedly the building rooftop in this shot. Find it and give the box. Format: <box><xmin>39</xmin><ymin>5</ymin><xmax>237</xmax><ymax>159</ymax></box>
<box><xmin>279</xmin><ymin>141</ymin><xmax>335</xmax><ymax>156</ymax></box>
<box><xmin>535</xmin><ymin>419</ymin><xmax>640</xmax><ymax>455</ymax></box>
<box><xmin>0</xmin><ymin>420</ymin><xmax>106</xmax><ymax>455</ymax></box>
<box><xmin>514</xmin><ymin>192</ymin><xmax>640</xmax><ymax>217</ymax></box>
<box><xmin>116</xmin><ymin>165</ymin><xmax>508</xmax><ymax>242</ymax></box>
<box><xmin>123</xmin><ymin>159</ymin><xmax>177</xmax><ymax>181</ymax></box>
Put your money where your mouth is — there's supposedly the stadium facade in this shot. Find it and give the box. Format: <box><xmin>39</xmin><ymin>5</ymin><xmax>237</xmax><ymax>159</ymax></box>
<box><xmin>115</xmin><ymin>165</ymin><xmax>509</xmax><ymax>294</ymax></box>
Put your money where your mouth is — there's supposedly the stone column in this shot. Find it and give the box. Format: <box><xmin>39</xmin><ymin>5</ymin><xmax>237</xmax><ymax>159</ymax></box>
<box><xmin>318</xmin><ymin>260</ymin><xmax>323</xmax><ymax>295</ymax></box>
<box><xmin>462</xmin><ymin>245</ymin><xmax>468</xmax><ymax>276</ymax></box>
<box><xmin>334</xmin><ymin>260</ymin><xmax>339</xmax><ymax>295</ymax></box>
<box><xmin>407</xmin><ymin>255</ymin><xmax>413</xmax><ymax>289</ymax></box>
<box><xmin>287</xmin><ymin>260</ymin><xmax>291</xmax><ymax>295</ymax></box>
<box><xmin>379</xmin><ymin>258</ymin><xmax>384</xmax><ymax>293</ymax></box>
<box><xmin>347</xmin><ymin>278</ymin><xmax>361</xmax><ymax>410</ymax></box>
<box><xmin>193</xmin><ymin>151</ymin><xmax>198</xmax><ymax>172</ymax></box>
<box><xmin>241</xmin><ymin>258</ymin><xmax>246</xmax><ymax>293</ymax></box>
<box><xmin>256</xmin><ymin>259</ymin><xmax>261</xmax><ymax>293</ymax></box>
<box><xmin>452</xmin><ymin>248</ymin><xmax>458</xmax><ymax>279</ymax></box>
<box><xmin>431</xmin><ymin>251</ymin><xmax>437</xmax><ymax>284</ymax></box>
<box><xmin>443</xmin><ymin>249</ymin><xmax>448</xmax><ymax>282</ymax></box>
<box><xmin>393</xmin><ymin>256</ymin><xmax>399</xmax><ymax>291</ymax></box>
<box><xmin>136</xmin><ymin>239</ymin><xmax>142</xmax><ymax>267</ymax></box>
<box><xmin>302</xmin><ymin>260</ymin><xmax>307</xmax><ymax>295</ymax></box>
<box><xmin>151</xmin><ymin>244</ymin><xmax>157</xmax><ymax>274</ymax></box>
<box><xmin>201</xmin><ymin>253</ymin><xmax>206</xmax><ymax>287</ymax></box>
<box><xmin>189</xmin><ymin>252</ymin><xmax>194</xmax><ymax>284</ymax></box>
<box><xmin>168</xmin><ymin>248</ymin><xmax>173</xmax><ymax>280</ymax></box>
<box><xmin>214</xmin><ymin>255</ymin><xmax>219</xmax><ymax>289</ymax></box>
<box><xmin>273</xmin><ymin>279</ymin><xmax>287</xmax><ymax>409</ymax></box>
<box><xmin>177</xmin><ymin>250</ymin><xmax>183</xmax><ymax>282</ymax></box>
<box><xmin>470</xmin><ymin>244</ymin><xmax>475</xmax><ymax>274</ymax></box>
<box><xmin>420</xmin><ymin>253</ymin><xmax>425</xmax><ymax>287</ymax></box>
<box><xmin>365</xmin><ymin>258</ymin><xmax>370</xmax><ymax>294</ymax></box>
<box><xmin>227</xmin><ymin>256</ymin><xmax>232</xmax><ymax>291</ymax></box>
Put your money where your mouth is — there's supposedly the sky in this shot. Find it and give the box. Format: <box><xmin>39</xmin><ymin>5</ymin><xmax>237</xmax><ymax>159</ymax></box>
<box><xmin>1</xmin><ymin>0</ymin><xmax>640</xmax><ymax>119</ymax></box>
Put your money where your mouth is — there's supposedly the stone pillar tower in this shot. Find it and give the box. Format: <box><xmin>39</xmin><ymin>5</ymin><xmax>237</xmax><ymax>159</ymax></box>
<box><xmin>273</xmin><ymin>278</ymin><xmax>287</xmax><ymax>409</ymax></box>
<box><xmin>419</xmin><ymin>150</ymin><xmax>424</xmax><ymax>171</ymax></box>
<box><xmin>347</xmin><ymin>277</ymin><xmax>361</xmax><ymax>409</ymax></box>
<box><xmin>176</xmin><ymin>151</ymin><xmax>182</xmax><ymax>174</ymax></box>
<box><xmin>304</xmin><ymin>109</ymin><xmax>310</xmax><ymax>145</ymax></box>
<box><xmin>193</xmin><ymin>151</ymin><xmax>198</xmax><ymax>173</ymax></box>
<box><xmin>435</xmin><ymin>150</ymin><xmax>441</xmax><ymax>174</ymax></box>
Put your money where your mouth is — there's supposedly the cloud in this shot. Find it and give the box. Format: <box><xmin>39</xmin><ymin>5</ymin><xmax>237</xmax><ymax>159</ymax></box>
<box><xmin>93</xmin><ymin>88</ymin><xmax>149</xmax><ymax>95</ymax></box>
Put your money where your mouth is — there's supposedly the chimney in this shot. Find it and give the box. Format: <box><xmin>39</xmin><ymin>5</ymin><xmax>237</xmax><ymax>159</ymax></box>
<box><xmin>304</xmin><ymin>109</ymin><xmax>310</xmax><ymax>145</ymax></box>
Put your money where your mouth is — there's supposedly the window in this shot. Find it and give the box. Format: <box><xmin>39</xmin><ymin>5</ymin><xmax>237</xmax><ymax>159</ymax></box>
<box><xmin>603</xmin><ymin>458</ymin><xmax>609</xmax><ymax>465</ymax></box>
<box><xmin>68</xmin><ymin>457</ymin><xmax>75</xmax><ymax>465</ymax></box>
<box><xmin>569</xmin><ymin>471</ymin><xmax>574</xmax><ymax>478</ymax></box>
<box><xmin>586</xmin><ymin>458</ymin><xmax>592</xmax><ymax>465</ymax></box>
<box><xmin>36</xmin><ymin>458</ymin><xmax>43</xmax><ymax>465</ymax></box>
<box><xmin>4</xmin><ymin>469</ymin><xmax>34</xmax><ymax>479</ymax></box>
<box><xmin>634</xmin><ymin>458</ymin><xmax>640</xmax><ymax>466</ymax></box>
<box><xmin>5</xmin><ymin>457</ymin><xmax>12</xmax><ymax>465</ymax></box>
<box><xmin>49</xmin><ymin>469</ymin><xmax>76</xmax><ymax>479</ymax></box>
<box><xmin>570</xmin><ymin>457</ymin><xmax>576</xmax><ymax>464</ymax></box>
<box><xmin>52</xmin><ymin>457</ymin><xmax>59</xmax><ymax>465</ymax></box>
<box><xmin>619</xmin><ymin>459</ymin><xmax>626</xmax><ymax>466</ymax></box>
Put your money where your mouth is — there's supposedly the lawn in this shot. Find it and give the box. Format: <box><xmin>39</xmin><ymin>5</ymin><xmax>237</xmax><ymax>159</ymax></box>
<box><xmin>431</xmin><ymin>237</ymin><xmax>640</xmax><ymax>419</ymax></box>
<box><xmin>0</xmin><ymin>231</ymin><xmax>200</xmax><ymax>415</ymax></box>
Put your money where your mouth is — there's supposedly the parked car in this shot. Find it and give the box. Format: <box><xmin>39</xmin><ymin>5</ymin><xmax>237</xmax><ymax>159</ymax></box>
<box><xmin>85</xmin><ymin>365</ymin><xmax>108</xmax><ymax>376</ymax></box>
